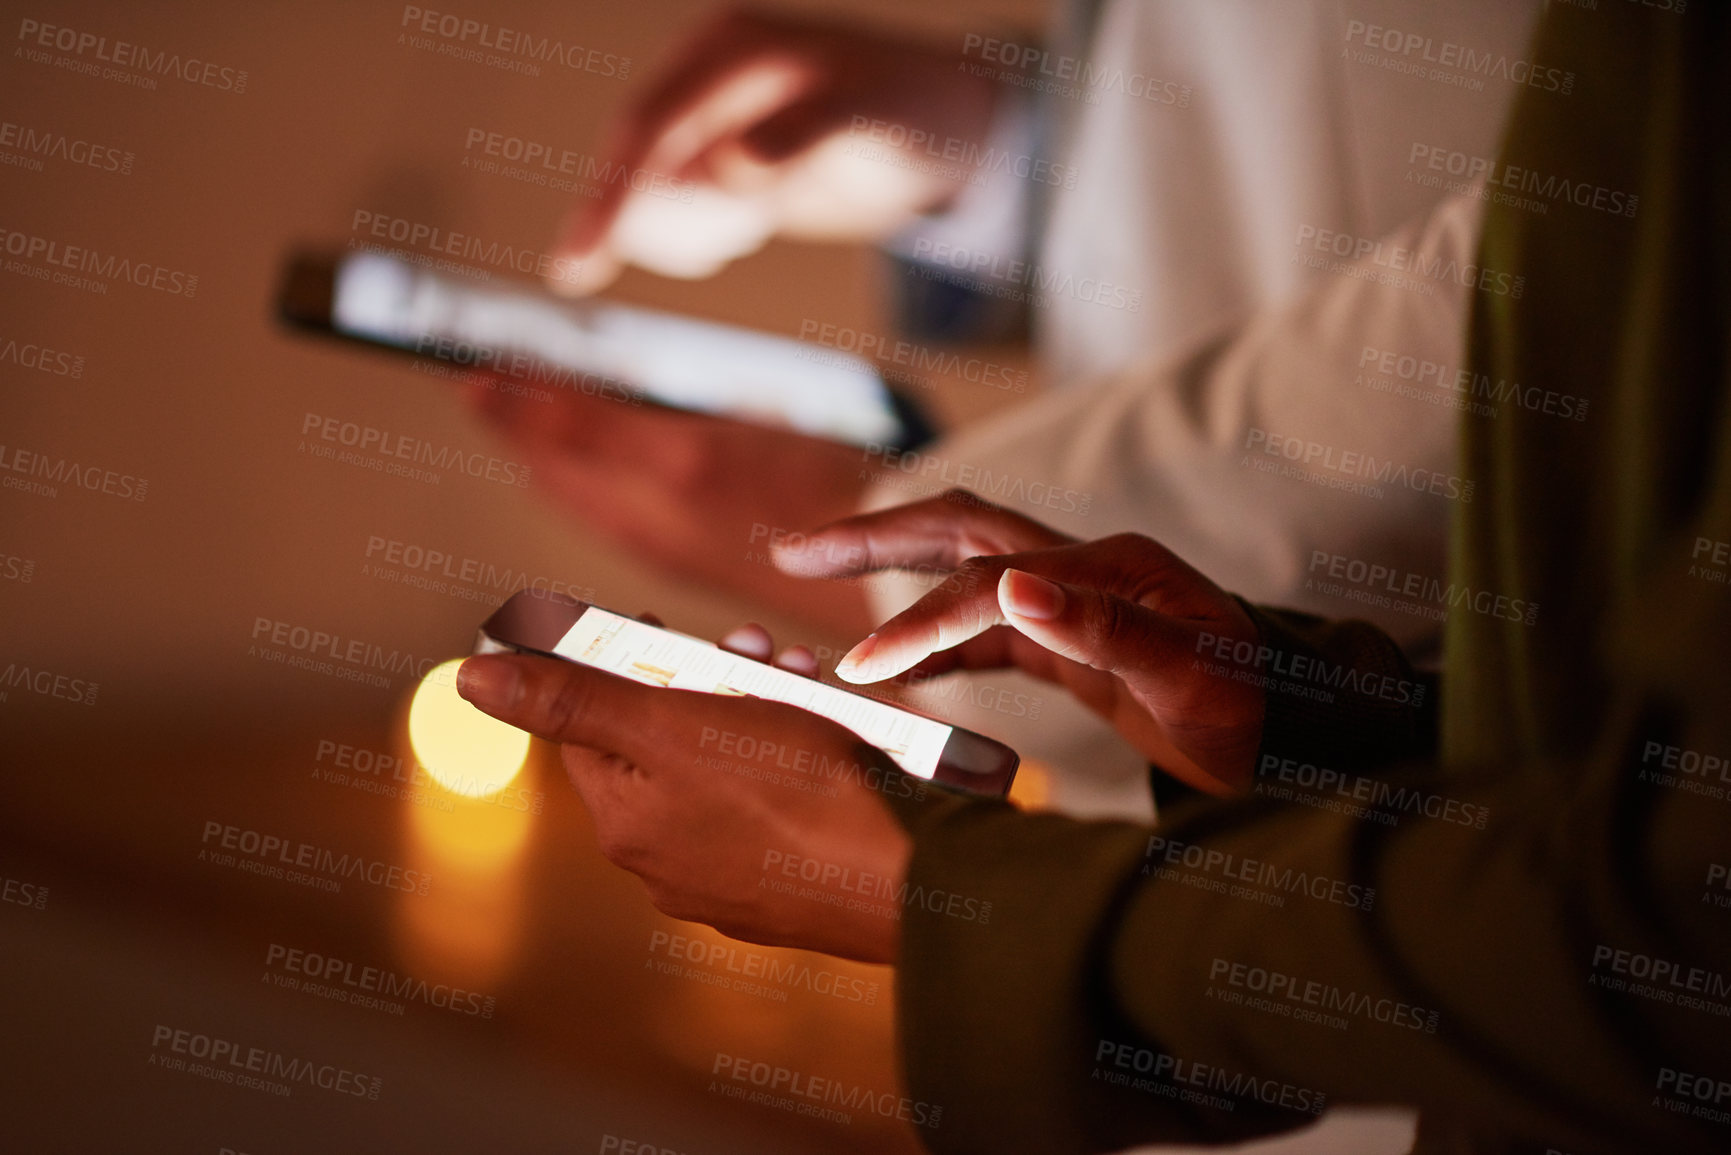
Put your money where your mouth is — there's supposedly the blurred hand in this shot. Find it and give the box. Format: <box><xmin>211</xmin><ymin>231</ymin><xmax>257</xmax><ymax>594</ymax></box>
<box><xmin>456</xmin><ymin>635</ymin><xmax>911</xmax><ymax>963</ymax></box>
<box><xmin>551</xmin><ymin>7</ymin><xmax>1001</xmax><ymax>293</ymax></box>
<box><xmin>465</xmin><ymin>377</ymin><xmax>872</xmax><ymax>634</ymax></box>
<box><xmin>773</xmin><ymin>492</ymin><xmax>1266</xmax><ymax>795</ymax></box>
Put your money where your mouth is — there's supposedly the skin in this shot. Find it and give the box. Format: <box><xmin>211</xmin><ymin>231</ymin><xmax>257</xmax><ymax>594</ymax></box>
<box><xmin>457</xmin><ymin>645</ymin><xmax>913</xmax><ymax>964</ymax></box>
<box><xmin>458</xmin><ymin>493</ymin><xmax>1267</xmax><ymax>960</ymax></box>
<box><xmin>464</xmin><ymin>377</ymin><xmax>875</xmax><ymax>634</ymax></box>
<box><xmin>548</xmin><ymin>7</ymin><xmax>1002</xmax><ymax>294</ymax></box>
<box><xmin>782</xmin><ymin>493</ymin><xmax>1268</xmax><ymax>797</ymax></box>
<box><xmin>465</xmin><ymin>9</ymin><xmax>1005</xmax><ymax>635</ymax></box>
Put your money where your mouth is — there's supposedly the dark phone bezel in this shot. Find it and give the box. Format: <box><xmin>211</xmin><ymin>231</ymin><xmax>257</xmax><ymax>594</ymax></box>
<box><xmin>474</xmin><ymin>590</ymin><xmax>1018</xmax><ymax>798</ymax></box>
<box><xmin>275</xmin><ymin>249</ymin><xmax>936</xmax><ymax>451</ymax></box>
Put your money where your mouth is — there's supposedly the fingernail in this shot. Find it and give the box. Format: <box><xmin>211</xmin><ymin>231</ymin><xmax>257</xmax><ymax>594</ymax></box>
<box><xmin>718</xmin><ymin>625</ymin><xmax>768</xmax><ymax>657</ymax></box>
<box><xmin>835</xmin><ymin>633</ymin><xmax>878</xmax><ymax>682</ymax></box>
<box><xmin>769</xmin><ymin>538</ymin><xmax>822</xmax><ymax>575</ymax></box>
<box><xmin>457</xmin><ymin>656</ymin><xmax>522</xmax><ymax>714</ymax></box>
<box><xmin>999</xmin><ymin>569</ymin><xmax>1065</xmax><ymax>621</ymax></box>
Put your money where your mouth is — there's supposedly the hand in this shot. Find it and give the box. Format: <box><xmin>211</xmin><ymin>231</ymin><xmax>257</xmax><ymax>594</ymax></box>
<box><xmin>773</xmin><ymin>492</ymin><xmax>1267</xmax><ymax>795</ymax></box>
<box><xmin>464</xmin><ymin>376</ymin><xmax>872</xmax><ymax>634</ymax></box>
<box><xmin>550</xmin><ymin>7</ymin><xmax>1001</xmax><ymax>294</ymax></box>
<box><xmin>455</xmin><ymin>627</ymin><xmax>911</xmax><ymax>963</ymax></box>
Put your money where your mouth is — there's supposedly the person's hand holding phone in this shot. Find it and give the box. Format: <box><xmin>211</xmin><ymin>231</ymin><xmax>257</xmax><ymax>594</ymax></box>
<box><xmin>774</xmin><ymin>492</ymin><xmax>1268</xmax><ymax>796</ymax></box>
<box><xmin>456</xmin><ymin>621</ymin><xmax>913</xmax><ymax>963</ymax></box>
<box><xmin>550</xmin><ymin>7</ymin><xmax>1002</xmax><ymax>294</ymax></box>
<box><xmin>463</xmin><ymin>376</ymin><xmax>874</xmax><ymax>635</ymax></box>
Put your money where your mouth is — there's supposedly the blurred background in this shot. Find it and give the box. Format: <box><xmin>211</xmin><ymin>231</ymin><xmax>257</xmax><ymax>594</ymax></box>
<box><xmin>0</xmin><ymin>0</ymin><xmax>1047</xmax><ymax>1150</ymax></box>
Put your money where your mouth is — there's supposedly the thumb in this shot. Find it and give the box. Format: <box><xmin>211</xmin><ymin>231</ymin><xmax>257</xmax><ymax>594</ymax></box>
<box><xmin>995</xmin><ymin>568</ymin><xmax>1196</xmax><ymax>679</ymax></box>
<box><xmin>457</xmin><ymin>653</ymin><xmax>660</xmax><ymax>756</ymax></box>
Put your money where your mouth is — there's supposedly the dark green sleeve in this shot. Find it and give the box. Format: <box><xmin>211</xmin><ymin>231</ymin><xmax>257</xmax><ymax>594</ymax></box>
<box><xmin>1150</xmin><ymin>601</ymin><xmax>1436</xmax><ymax>820</ymax></box>
<box><xmin>886</xmin><ymin>743</ymin><xmax>1730</xmax><ymax>1155</ymax></box>
<box><xmin>1236</xmin><ymin>598</ymin><xmax>1438</xmax><ymax>772</ymax></box>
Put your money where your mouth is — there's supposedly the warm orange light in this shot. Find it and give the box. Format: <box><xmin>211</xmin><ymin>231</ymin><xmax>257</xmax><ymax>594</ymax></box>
<box><xmin>406</xmin><ymin>788</ymin><xmax>533</xmax><ymax>872</ymax></box>
<box><xmin>397</xmin><ymin>773</ymin><xmax>535</xmax><ymax>985</ymax></box>
<box><xmin>407</xmin><ymin>658</ymin><xmax>529</xmax><ymax>798</ymax></box>
<box><xmin>1008</xmin><ymin>758</ymin><xmax>1053</xmax><ymax>810</ymax></box>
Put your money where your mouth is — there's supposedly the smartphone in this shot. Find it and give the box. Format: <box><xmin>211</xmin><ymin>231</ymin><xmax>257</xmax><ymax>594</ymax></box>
<box><xmin>473</xmin><ymin>590</ymin><xmax>1018</xmax><ymax>796</ymax></box>
<box><xmin>277</xmin><ymin>247</ymin><xmax>933</xmax><ymax>449</ymax></box>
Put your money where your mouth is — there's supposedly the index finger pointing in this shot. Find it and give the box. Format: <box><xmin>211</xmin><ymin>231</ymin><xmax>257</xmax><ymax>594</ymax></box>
<box><xmin>550</xmin><ymin>16</ymin><xmax>805</xmax><ymax>289</ymax></box>
<box><xmin>834</xmin><ymin>556</ymin><xmax>1012</xmax><ymax>683</ymax></box>
<box><xmin>774</xmin><ymin>491</ymin><xmax>1073</xmax><ymax>580</ymax></box>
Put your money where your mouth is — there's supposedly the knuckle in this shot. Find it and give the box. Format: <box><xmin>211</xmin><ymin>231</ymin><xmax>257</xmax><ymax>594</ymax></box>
<box><xmin>596</xmin><ymin>827</ymin><xmax>646</xmax><ymax>873</ymax></box>
<box><xmin>541</xmin><ymin>672</ymin><xmax>597</xmax><ymax>740</ymax></box>
<box><xmin>643</xmin><ymin>879</ymin><xmax>702</xmax><ymax>923</ymax></box>
<box><xmin>938</xmin><ymin>486</ymin><xmax>982</xmax><ymax>507</ymax></box>
<box><xmin>1089</xmin><ymin>592</ymin><xmax>1137</xmax><ymax>648</ymax></box>
<box><xmin>1101</xmin><ymin>531</ymin><xmax>1157</xmax><ymax>554</ymax></box>
<box><xmin>949</xmin><ymin>554</ymin><xmax>1001</xmax><ymax>597</ymax></box>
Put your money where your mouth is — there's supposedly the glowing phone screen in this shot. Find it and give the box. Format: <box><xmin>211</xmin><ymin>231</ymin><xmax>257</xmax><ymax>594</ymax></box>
<box><xmin>552</xmin><ymin>608</ymin><xmax>952</xmax><ymax>778</ymax></box>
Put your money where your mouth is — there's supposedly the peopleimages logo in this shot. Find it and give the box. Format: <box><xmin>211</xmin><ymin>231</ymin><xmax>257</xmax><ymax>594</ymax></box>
<box><xmin>1146</xmin><ymin>834</ymin><xmax>1376</xmax><ymax>910</ymax></box>
<box><xmin>960</xmin><ymin>34</ymin><xmax>1192</xmax><ymax>109</ymax></box>
<box><xmin>1</xmin><ymin>873</ymin><xmax>48</xmax><ymax>911</ymax></box>
<box><xmin>0</xmin><ymin>661</ymin><xmax>99</xmax><ymax>706</ymax></box>
<box><xmin>908</xmin><ymin>238</ymin><xmax>1142</xmax><ymax>312</ymax></box>
<box><xmin>1207</xmin><ymin>957</ymin><xmax>1441</xmax><ymax>1034</ymax></box>
<box><xmin>398</xmin><ymin>6</ymin><xmax>630</xmax><ymax>79</ymax></box>
<box><xmin>15</xmin><ymin>17</ymin><xmax>249</xmax><ymax>92</ymax></box>
<box><xmin>798</xmin><ymin>320</ymin><xmax>1028</xmax><ymax>393</ymax></box>
<box><xmin>200</xmin><ymin>819</ymin><xmax>433</xmax><ymax>896</ymax></box>
<box><xmin>1306</xmin><ymin>549</ymin><xmax>1538</xmax><ymax>627</ymax></box>
<box><xmin>711</xmin><ymin>1053</ymin><xmax>942</xmax><ymax>1128</ymax></box>
<box><xmin>1093</xmin><ymin>1039</ymin><xmax>1326</xmax><ymax>1115</ymax></box>
<box><xmin>249</xmin><ymin>615</ymin><xmax>441</xmax><ymax>690</ymax></box>
<box><xmin>462</xmin><ymin>127</ymin><xmax>690</xmax><ymax>201</ymax></box>
<box><xmin>299</xmin><ymin>411</ymin><xmax>532</xmax><ymax>487</ymax></box>
<box><xmin>1341</xmin><ymin>20</ymin><xmax>1573</xmax><ymax>94</ymax></box>
<box><xmin>148</xmin><ymin>1024</ymin><xmax>381</xmax><ymax>1100</ymax></box>
<box><xmin>350</xmin><ymin>210</ymin><xmax>583</xmax><ymax>286</ymax></box>
<box><xmin>0</xmin><ymin>227</ymin><xmax>197</xmax><ymax>297</ymax></box>
<box><xmin>0</xmin><ymin>334</ymin><xmax>85</xmax><ymax>378</ymax></box>
<box><xmin>1294</xmin><ymin>224</ymin><xmax>1523</xmax><ymax>299</ymax></box>
<box><xmin>1356</xmin><ymin>345</ymin><xmax>1589</xmax><ymax>423</ymax></box>
<box><xmin>649</xmin><ymin>929</ymin><xmax>879</xmax><ymax>1005</ymax></box>
<box><xmin>1243</xmin><ymin>427</ymin><xmax>1474</xmax><ymax>504</ymax></box>
<box><xmin>0</xmin><ymin>119</ymin><xmax>133</xmax><ymax>175</ymax></box>
<box><xmin>1255</xmin><ymin>753</ymin><xmax>1491</xmax><ymax>830</ymax></box>
<box><xmin>0</xmin><ymin>442</ymin><xmax>147</xmax><ymax>501</ymax></box>
<box><xmin>863</xmin><ymin>444</ymin><xmax>1094</xmax><ymax>516</ymax></box>
<box><xmin>265</xmin><ymin>942</ymin><xmax>496</xmax><ymax>1018</ymax></box>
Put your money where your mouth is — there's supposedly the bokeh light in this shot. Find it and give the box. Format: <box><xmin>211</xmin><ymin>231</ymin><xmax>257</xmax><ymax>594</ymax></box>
<box><xmin>408</xmin><ymin>658</ymin><xmax>530</xmax><ymax>798</ymax></box>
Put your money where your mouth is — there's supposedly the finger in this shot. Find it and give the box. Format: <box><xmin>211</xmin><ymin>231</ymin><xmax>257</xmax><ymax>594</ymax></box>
<box><xmin>636</xmin><ymin>611</ymin><xmax>664</xmax><ymax>628</ymax></box>
<box><xmin>996</xmin><ymin>569</ymin><xmax>1195</xmax><ymax>679</ymax></box>
<box><xmin>772</xmin><ymin>490</ymin><xmax>1073</xmax><ymax>579</ymax></box>
<box><xmin>889</xmin><ymin>625</ymin><xmax>1023</xmax><ymax>681</ymax></box>
<box><xmin>719</xmin><ymin>623</ymin><xmax>774</xmax><ymax>661</ymax></box>
<box><xmin>550</xmin><ymin>40</ymin><xmax>751</xmax><ymax>273</ymax></box>
<box><xmin>546</xmin><ymin>247</ymin><xmax>624</xmax><ymax>298</ymax></box>
<box><xmin>551</xmin><ymin>24</ymin><xmax>807</xmax><ymax>289</ymax></box>
<box><xmin>737</xmin><ymin>91</ymin><xmax>844</xmax><ymax>163</ymax></box>
<box><xmin>773</xmin><ymin>644</ymin><xmax>819</xmax><ymax>677</ymax></box>
<box><xmin>561</xmin><ymin>744</ymin><xmax>633</xmax><ymax>801</ymax></box>
<box><xmin>834</xmin><ymin>556</ymin><xmax>1011</xmax><ymax>683</ymax></box>
<box><xmin>458</xmin><ymin>654</ymin><xmax>669</xmax><ymax>757</ymax></box>
<box><xmin>465</xmin><ymin>374</ymin><xmax>685</xmax><ymax>470</ymax></box>
<box><xmin>832</xmin><ymin>533</ymin><xmax>1222</xmax><ymax>684</ymax></box>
